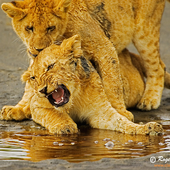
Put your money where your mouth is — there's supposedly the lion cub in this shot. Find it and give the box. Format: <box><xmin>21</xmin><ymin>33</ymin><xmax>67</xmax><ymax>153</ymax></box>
<box><xmin>2</xmin><ymin>0</ymin><xmax>170</xmax><ymax>117</ymax></box>
<box><xmin>12</xmin><ymin>35</ymin><xmax>161</xmax><ymax>135</ymax></box>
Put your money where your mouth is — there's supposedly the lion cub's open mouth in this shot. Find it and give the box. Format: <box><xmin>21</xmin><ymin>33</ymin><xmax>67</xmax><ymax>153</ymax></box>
<box><xmin>47</xmin><ymin>84</ymin><xmax>70</xmax><ymax>107</ymax></box>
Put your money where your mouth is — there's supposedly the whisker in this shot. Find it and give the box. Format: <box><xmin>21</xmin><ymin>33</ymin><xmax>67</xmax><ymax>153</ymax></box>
<box><xmin>17</xmin><ymin>45</ymin><xmax>26</xmax><ymax>52</ymax></box>
<box><xmin>18</xmin><ymin>43</ymin><xmax>26</xmax><ymax>49</ymax></box>
<box><xmin>11</xmin><ymin>37</ymin><xmax>21</xmax><ymax>44</ymax></box>
<box><xmin>18</xmin><ymin>48</ymin><xmax>26</xmax><ymax>53</ymax></box>
<box><xmin>19</xmin><ymin>62</ymin><xmax>29</xmax><ymax>70</ymax></box>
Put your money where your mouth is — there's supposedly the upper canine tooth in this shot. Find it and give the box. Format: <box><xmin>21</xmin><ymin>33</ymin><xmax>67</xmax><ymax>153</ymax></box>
<box><xmin>55</xmin><ymin>89</ymin><xmax>58</xmax><ymax>92</ymax></box>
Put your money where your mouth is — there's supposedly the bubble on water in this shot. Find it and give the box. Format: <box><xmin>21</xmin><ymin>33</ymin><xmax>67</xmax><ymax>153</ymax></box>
<box><xmin>53</xmin><ymin>142</ymin><xmax>58</xmax><ymax>145</ymax></box>
<box><xmin>59</xmin><ymin>143</ymin><xmax>64</xmax><ymax>146</ymax></box>
<box><xmin>104</xmin><ymin>141</ymin><xmax>114</xmax><ymax>149</ymax></box>
<box><xmin>128</xmin><ymin>140</ymin><xmax>133</xmax><ymax>143</ymax></box>
<box><xmin>94</xmin><ymin>141</ymin><xmax>98</xmax><ymax>144</ymax></box>
<box><xmin>103</xmin><ymin>138</ymin><xmax>111</xmax><ymax>141</ymax></box>
<box><xmin>71</xmin><ymin>142</ymin><xmax>75</xmax><ymax>145</ymax></box>
<box><xmin>137</xmin><ymin>142</ymin><xmax>143</xmax><ymax>146</ymax></box>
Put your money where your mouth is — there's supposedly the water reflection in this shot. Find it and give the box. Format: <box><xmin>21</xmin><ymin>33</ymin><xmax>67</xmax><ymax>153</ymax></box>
<box><xmin>0</xmin><ymin>123</ymin><xmax>169</xmax><ymax>162</ymax></box>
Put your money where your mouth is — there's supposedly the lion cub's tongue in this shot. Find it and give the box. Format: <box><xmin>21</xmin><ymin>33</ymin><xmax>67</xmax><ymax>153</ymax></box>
<box><xmin>52</xmin><ymin>87</ymin><xmax>64</xmax><ymax>104</ymax></box>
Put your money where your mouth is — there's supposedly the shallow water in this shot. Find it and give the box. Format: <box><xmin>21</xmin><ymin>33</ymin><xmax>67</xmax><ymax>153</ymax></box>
<box><xmin>0</xmin><ymin>121</ymin><xmax>169</xmax><ymax>163</ymax></box>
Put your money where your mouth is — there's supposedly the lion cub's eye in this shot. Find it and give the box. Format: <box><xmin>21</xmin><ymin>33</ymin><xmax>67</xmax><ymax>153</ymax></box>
<box><xmin>47</xmin><ymin>26</ymin><xmax>56</xmax><ymax>33</ymax></box>
<box><xmin>30</xmin><ymin>76</ymin><xmax>35</xmax><ymax>80</ymax></box>
<box><xmin>25</xmin><ymin>26</ymin><xmax>34</xmax><ymax>32</ymax></box>
<box><xmin>47</xmin><ymin>63</ymin><xmax>55</xmax><ymax>71</ymax></box>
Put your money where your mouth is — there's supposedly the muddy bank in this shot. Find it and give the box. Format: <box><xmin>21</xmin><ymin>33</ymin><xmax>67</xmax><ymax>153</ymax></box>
<box><xmin>0</xmin><ymin>152</ymin><xmax>170</xmax><ymax>170</ymax></box>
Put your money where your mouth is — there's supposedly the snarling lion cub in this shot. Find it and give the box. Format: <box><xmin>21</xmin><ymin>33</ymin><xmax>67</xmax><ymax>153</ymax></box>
<box><xmin>2</xmin><ymin>0</ymin><xmax>170</xmax><ymax>117</ymax></box>
<box><xmin>1</xmin><ymin>35</ymin><xmax>163</xmax><ymax>135</ymax></box>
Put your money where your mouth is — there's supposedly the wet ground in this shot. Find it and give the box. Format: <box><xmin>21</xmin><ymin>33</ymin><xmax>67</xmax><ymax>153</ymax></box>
<box><xmin>0</xmin><ymin>120</ymin><xmax>170</xmax><ymax>162</ymax></box>
<box><xmin>0</xmin><ymin>0</ymin><xmax>170</xmax><ymax>169</ymax></box>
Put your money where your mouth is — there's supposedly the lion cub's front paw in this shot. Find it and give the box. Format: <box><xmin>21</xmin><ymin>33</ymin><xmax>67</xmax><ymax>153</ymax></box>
<box><xmin>126</xmin><ymin>122</ymin><xmax>163</xmax><ymax>135</ymax></box>
<box><xmin>0</xmin><ymin>106</ymin><xmax>15</xmax><ymax>120</ymax></box>
<box><xmin>0</xmin><ymin>105</ymin><xmax>27</xmax><ymax>121</ymax></box>
<box><xmin>144</xmin><ymin>122</ymin><xmax>163</xmax><ymax>136</ymax></box>
<box><xmin>49</xmin><ymin>122</ymin><xmax>78</xmax><ymax>134</ymax></box>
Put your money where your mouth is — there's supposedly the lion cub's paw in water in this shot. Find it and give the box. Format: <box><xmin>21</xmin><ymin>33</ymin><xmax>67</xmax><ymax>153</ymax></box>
<box><xmin>124</xmin><ymin>121</ymin><xmax>163</xmax><ymax>135</ymax></box>
<box><xmin>19</xmin><ymin>35</ymin><xmax>163</xmax><ymax>135</ymax></box>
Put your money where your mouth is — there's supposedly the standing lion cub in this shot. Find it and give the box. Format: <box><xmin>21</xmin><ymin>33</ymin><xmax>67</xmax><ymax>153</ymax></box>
<box><xmin>1</xmin><ymin>35</ymin><xmax>163</xmax><ymax>135</ymax></box>
<box><xmin>1</xmin><ymin>0</ymin><xmax>170</xmax><ymax>120</ymax></box>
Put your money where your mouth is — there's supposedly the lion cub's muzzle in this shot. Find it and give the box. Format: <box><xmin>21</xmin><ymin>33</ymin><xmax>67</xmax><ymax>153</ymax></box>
<box><xmin>28</xmin><ymin>50</ymin><xmax>38</xmax><ymax>58</ymax></box>
<box><xmin>39</xmin><ymin>84</ymin><xmax>70</xmax><ymax>107</ymax></box>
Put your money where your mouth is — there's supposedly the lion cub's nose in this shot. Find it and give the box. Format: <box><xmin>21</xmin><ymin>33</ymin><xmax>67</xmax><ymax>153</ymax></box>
<box><xmin>39</xmin><ymin>86</ymin><xmax>47</xmax><ymax>94</ymax></box>
<box><xmin>34</xmin><ymin>47</ymin><xmax>44</xmax><ymax>52</ymax></box>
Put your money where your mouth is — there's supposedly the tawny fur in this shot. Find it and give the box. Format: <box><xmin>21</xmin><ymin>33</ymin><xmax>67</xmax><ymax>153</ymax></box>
<box><xmin>1</xmin><ymin>0</ymin><xmax>170</xmax><ymax>117</ymax></box>
<box><xmin>0</xmin><ymin>35</ymin><xmax>163</xmax><ymax>135</ymax></box>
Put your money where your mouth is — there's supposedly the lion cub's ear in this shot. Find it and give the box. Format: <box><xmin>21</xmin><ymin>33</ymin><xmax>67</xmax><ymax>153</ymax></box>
<box><xmin>61</xmin><ymin>35</ymin><xmax>83</xmax><ymax>58</ymax></box>
<box><xmin>53</xmin><ymin>0</ymin><xmax>72</xmax><ymax>14</ymax></box>
<box><xmin>1</xmin><ymin>2</ymin><xmax>26</xmax><ymax>20</ymax></box>
<box><xmin>21</xmin><ymin>69</ymin><xmax>31</xmax><ymax>83</ymax></box>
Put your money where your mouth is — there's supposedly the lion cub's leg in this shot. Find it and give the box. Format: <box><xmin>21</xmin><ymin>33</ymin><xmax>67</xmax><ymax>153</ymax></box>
<box><xmin>0</xmin><ymin>82</ymin><xmax>32</xmax><ymax>120</ymax></box>
<box><xmin>88</xmin><ymin>102</ymin><xmax>163</xmax><ymax>135</ymax></box>
<box><xmin>86</xmin><ymin>37</ymin><xmax>133</xmax><ymax>121</ymax></box>
<box><xmin>82</xmin><ymin>72</ymin><xmax>163</xmax><ymax>135</ymax></box>
<box><xmin>133</xmin><ymin>1</ymin><xmax>165</xmax><ymax>110</ymax></box>
<box><xmin>97</xmin><ymin>49</ymin><xmax>134</xmax><ymax>121</ymax></box>
<box><xmin>30</xmin><ymin>94</ymin><xmax>78</xmax><ymax>134</ymax></box>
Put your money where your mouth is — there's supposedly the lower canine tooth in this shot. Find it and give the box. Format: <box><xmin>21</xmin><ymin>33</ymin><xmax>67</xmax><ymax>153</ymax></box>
<box><xmin>54</xmin><ymin>102</ymin><xmax>58</xmax><ymax>104</ymax></box>
<box><xmin>61</xmin><ymin>97</ymin><xmax>64</xmax><ymax>100</ymax></box>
